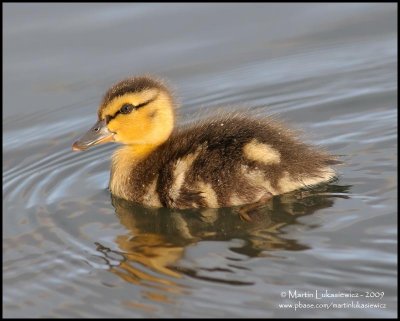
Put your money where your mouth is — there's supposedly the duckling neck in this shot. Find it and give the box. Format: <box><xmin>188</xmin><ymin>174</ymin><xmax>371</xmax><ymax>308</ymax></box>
<box><xmin>109</xmin><ymin>144</ymin><xmax>158</xmax><ymax>199</ymax></box>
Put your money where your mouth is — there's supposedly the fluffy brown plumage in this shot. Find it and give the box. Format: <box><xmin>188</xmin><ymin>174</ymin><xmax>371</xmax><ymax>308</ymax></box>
<box><xmin>73</xmin><ymin>75</ymin><xmax>340</xmax><ymax>209</ymax></box>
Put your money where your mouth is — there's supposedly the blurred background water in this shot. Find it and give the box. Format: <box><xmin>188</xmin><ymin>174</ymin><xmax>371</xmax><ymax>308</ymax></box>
<box><xmin>3</xmin><ymin>3</ymin><xmax>397</xmax><ymax>318</ymax></box>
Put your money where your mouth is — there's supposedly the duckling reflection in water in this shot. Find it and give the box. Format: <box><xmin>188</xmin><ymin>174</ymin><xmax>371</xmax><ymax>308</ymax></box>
<box><xmin>95</xmin><ymin>183</ymin><xmax>350</xmax><ymax>288</ymax></box>
<box><xmin>73</xmin><ymin>75</ymin><xmax>341</xmax><ymax>209</ymax></box>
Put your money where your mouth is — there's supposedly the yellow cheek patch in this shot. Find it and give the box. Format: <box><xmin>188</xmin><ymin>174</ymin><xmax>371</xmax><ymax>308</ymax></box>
<box><xmin>100</xmin><ymin>89</ymin><xmax>159</xmax><ymax>120</ymax></box>
<box><xmin>107</xmin><ymin>108</ymin><xmax>152</xmax><ymax>142</ymax></box>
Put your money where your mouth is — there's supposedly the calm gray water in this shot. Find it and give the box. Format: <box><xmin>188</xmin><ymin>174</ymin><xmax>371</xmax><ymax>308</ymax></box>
<box><xmin>3</xmin><ymin>3</ymin><xmax>397</xmax><ymax>318</ymax></box>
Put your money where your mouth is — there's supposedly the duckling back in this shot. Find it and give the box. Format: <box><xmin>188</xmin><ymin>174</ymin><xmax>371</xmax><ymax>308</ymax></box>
<box><xmin>111</xmin><ymin>113</ymin><xmax>338</xmax><ymax>209</ymax></box>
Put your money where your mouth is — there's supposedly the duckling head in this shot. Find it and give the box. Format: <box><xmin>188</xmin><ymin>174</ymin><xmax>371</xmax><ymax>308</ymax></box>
<box><xmin>72</xmin><ymin>76</ymin><xmax>175</xmax><ymax>151</ymax></box>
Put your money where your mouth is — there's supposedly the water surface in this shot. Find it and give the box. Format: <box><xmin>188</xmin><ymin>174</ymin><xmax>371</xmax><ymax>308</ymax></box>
<box><xmin>3</xmin><ymin>3</ymin><xmax>397</xmax><ymax>318</ymax></box>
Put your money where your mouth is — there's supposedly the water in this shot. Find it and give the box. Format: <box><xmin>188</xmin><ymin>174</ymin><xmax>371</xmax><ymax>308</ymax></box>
<box><xmin>3</xmin><ymin>3</ymin><xmax>397</xmax><ymax>318</ymax></box>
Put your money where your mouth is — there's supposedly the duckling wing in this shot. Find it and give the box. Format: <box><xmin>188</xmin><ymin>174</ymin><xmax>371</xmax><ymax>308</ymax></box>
<box><xmin>145</xmin><ymin>113</ymin><xmax>337</xmax><ymax>209</ymax></box>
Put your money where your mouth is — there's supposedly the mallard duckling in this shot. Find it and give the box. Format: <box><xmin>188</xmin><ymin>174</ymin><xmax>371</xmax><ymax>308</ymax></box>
<box><xmin>72</xmin><ymin>75</ymin><xmax>339</xmax><ymax>209</ymax></box>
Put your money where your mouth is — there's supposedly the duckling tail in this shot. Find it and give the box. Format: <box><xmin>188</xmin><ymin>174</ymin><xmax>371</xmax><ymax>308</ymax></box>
<box><xmin>325</xmin><ymin>158</ymin><xmax>343</xmax><ymax>165</ymax></box>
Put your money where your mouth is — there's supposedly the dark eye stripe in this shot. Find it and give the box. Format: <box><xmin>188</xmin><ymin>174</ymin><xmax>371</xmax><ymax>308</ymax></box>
<box><xmin>104</xmin><ymin>93</ymin><xmax>159</xmax><ymax>124</ymax></box>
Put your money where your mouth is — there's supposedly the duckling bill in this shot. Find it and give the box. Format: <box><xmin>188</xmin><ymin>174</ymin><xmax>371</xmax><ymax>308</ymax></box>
<box><xmin>73</xmin><ymin>75</ymin><xmax>340</xmax><ymax>209</ymax></box>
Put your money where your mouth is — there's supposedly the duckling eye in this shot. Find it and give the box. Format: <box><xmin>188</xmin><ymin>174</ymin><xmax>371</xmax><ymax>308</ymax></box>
<box><xmin>120</xmin><ymin>104</ymin><xmax>135</xmax><ymax>114</ymax></box>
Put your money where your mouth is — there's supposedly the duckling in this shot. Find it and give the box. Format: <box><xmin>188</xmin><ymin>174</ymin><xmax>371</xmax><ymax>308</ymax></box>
<box><xmin>72</xmin><ymin>75</ymin><xmax>339</xmax><ymax>209</ymax></box>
